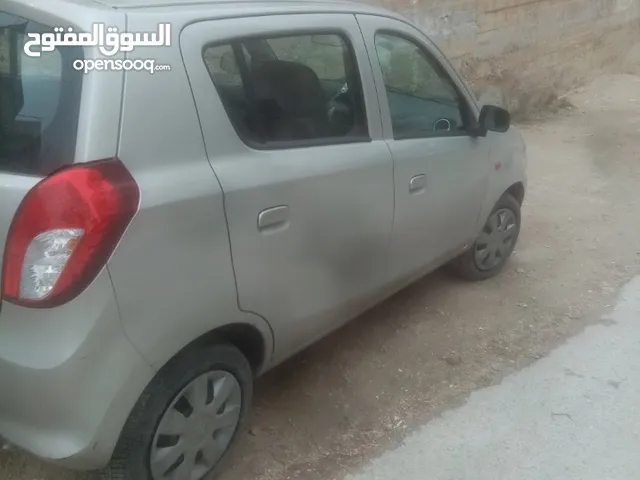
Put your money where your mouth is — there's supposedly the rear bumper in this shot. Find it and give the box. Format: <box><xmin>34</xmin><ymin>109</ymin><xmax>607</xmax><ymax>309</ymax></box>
<box><xmin>0</xmin><ymin>270</ymin><xmax>155</xmax><ymax>470</ymax></box>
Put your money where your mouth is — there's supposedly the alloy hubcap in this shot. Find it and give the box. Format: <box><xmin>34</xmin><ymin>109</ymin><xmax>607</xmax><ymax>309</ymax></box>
<box><xmin>150</xmin><ymin>371</ymin><xmax>242</xmax><ymax>480</ymax></box>
<box><xmin>474</xmin><ymin>208</ymin><xmax>517</xmax><ymax>271</ymax></box>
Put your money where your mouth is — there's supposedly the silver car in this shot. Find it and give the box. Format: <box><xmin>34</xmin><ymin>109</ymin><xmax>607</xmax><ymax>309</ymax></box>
<box><xmin>0</xmin><ymin>0</ymin><xmax>527</xmax><ymax>479</ymax></box>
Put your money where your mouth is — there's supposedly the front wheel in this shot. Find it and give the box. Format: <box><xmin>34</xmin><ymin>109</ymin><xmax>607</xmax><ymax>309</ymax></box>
<box><xmin>104</xmin><ymin>343</ymin><xmax>253</xmax><ymax>480</ymax></box>
<box><xmin>450</xmin><ymin>193</ymin><xmax>521</xmax><ymax>281</ymax></box>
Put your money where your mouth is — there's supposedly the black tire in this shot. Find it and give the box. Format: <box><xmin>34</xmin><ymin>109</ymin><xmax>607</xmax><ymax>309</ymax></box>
<box><xmin>103</xmin><ymin>343</ymin><xmax>253</xmax><ymax>480</ymax></box>
<box><xmin>449</xmin><ymin>193</ymin><xmax>521</xmax><ymax>281</ymax></box>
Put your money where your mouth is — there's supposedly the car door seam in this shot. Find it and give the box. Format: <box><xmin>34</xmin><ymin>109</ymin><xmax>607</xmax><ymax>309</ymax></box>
<box><xmin>355</xmin><ymin>13</ymin><xmax>396</xmax><ymax>275</ymax></box>
<box><xmin>354</xmin><ymin>14</ymin><xmax>385</xmax><ymax>139</ymax></box>
<box><xmin>106</xmin><ymin>266</ymin><xmax>156</xmax><ymax>372</ymax></box>
<box><xmin>177</xmin><ymin>28</ymin><xmax>276</xmax><ymax>361</ymax></box>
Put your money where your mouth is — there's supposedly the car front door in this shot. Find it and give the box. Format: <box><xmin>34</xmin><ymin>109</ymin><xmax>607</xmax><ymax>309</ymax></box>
<box><xmin>181</xmin><ymin>14</ymin><xmax>394</xmax><ymax>364</ymax></box>
<box><xmin>357</xmin><ymin>14</ymin><xmax>491</xmax><ymax>281</ymax></box>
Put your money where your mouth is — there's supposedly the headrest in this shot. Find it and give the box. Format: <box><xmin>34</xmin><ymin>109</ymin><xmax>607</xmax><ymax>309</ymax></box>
<box><xmin>251</xmin><ymin>60</ymin><xmax>326</xmax><ymax>118</ymax></box>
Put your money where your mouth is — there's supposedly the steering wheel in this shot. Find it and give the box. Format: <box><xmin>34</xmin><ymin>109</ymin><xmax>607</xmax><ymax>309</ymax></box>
<box><xmin>327</xmin><ymin>82</ymin><xmax>354</xmax><ymax>129</ymax></box>
<box><xmin>433</xmin><ymin>118</ymin><xmax>452</xmax><ymax>132</ymax></box>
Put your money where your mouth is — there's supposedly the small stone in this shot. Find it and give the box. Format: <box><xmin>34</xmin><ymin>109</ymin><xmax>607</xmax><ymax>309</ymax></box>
<box><xmin>516</xmin><ymin>268</ymin><xmax>525</xmax><ymax>274</ymax></box>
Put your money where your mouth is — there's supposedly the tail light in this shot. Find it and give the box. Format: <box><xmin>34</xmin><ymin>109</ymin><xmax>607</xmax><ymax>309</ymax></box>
<box><xmin>1</xmin><ymin>158</ymin><xmax>139</xmax><ymax>308</ymax></box>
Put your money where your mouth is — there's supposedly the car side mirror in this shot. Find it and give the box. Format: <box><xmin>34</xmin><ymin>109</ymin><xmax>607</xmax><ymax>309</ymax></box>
<box><xmin>479</xmin><ymin>104</ymin><xmax>511</xmax><ymax>133</ymax></box>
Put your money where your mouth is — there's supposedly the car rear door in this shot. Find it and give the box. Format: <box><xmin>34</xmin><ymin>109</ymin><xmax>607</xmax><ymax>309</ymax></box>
<box><xmin>357</xmin><ymin>14</ymin><xmax>491</xmax><ymax>281</ymax></box>
<box><xmin>181</xmin><ymin>13</ymin><xmax>394</xmax><ymax>363</ymax></box>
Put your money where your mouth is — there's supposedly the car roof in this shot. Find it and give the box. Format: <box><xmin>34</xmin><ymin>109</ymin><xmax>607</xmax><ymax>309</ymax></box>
<box><xmin>89</xmin><ymin>0</ymin><xmax>393</xmax><ymax>16</ymax></box>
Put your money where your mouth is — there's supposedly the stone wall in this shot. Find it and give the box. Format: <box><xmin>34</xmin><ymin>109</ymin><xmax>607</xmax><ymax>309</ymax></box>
<box><xmin>361</xmin><ymin>0</ymin><xmax>640</xmax><ymax>117</ymax></box>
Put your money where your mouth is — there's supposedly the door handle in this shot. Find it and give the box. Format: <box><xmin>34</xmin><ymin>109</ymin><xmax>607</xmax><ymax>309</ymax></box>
<box><xmin>257</xmin><ymin>205</ymin><xmax>290</xmax><ymax>232</ymax></box>
<box><xmin>409</xmin><ymin>174</ymin><xmax>427</xmax><ymax>194</ymax></box>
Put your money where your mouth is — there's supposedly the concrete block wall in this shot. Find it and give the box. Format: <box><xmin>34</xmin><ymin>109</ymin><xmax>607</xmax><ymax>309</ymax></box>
<box><xmin>361</xmin><ymin>0</ymin><xmax>640</xmax><ymax>116</ymax></box>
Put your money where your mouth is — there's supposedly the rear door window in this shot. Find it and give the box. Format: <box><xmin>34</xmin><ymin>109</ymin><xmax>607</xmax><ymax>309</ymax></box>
<box><xmin>0</xmin><ymin>13</ymin><xmax>83</xmax><ymax>175</ymax></box>
<box><xmin>203</xmin><ymin>32</ymin><xmax>369</xmax><ymax>148</ymax></box>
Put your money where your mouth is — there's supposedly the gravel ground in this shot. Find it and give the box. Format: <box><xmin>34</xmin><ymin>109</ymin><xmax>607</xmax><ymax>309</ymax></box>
<box><xmin>1</xmin><ymin>71</ymin><xmax>640</xmax><ymax>480</ymax></box>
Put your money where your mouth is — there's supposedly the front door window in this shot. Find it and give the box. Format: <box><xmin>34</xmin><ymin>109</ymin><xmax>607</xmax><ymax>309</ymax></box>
<box><xmin>374</xmin><ymin>32</ymin><xmax>470</xmax><ymax>139</ymax></box>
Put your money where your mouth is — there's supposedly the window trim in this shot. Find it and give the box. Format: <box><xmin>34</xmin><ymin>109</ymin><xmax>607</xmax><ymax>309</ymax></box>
<box><xmin>374</xmin><ymin>29</ymin><xmax>478</xmax><ymax>141</ymax></box>
<box><xmin>201</xmin><ymin>29</ymin><xmax>372</xmax><ymax>151</ymax></box>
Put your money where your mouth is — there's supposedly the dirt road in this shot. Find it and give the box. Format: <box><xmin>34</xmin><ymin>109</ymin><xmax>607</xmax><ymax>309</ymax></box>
<box><xmin>2</xmin><ymin>72</ymin><xmax>639</xmax><ymax>480</ymax></box>
<box><xmin>344</xmin><ymin>275</ymin><xmax>640</xmax><ymax>480</ymax></box>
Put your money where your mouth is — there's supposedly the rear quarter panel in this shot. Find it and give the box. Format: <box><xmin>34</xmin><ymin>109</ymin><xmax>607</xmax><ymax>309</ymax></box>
<box><xmin>0</xmin><ymin>0</ymin><xmax>124</xmax><ymax>308</ymax></box>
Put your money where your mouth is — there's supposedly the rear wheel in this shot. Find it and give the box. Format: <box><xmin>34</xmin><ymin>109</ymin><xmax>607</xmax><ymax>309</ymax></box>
<box><xmin>450</xmin><ymin>193</ymin><xmax>521</xmax><ymax>281</ymax></box>
<box><xmin>104</xmin><ymin>343</ymin><xmax>253</xmax><ymax>480</ymax></box>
